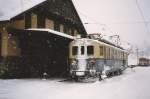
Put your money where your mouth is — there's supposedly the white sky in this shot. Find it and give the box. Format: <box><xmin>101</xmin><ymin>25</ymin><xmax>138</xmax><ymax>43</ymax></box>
<box><xmin>0</xmin><ymin>0</ymin><xmax>45</xmax><ymax>20</ymax></box>
<box><xmin>72</xmin><ymin>0</ymin><xmax>150</xmax><ymax>54</ymax></box>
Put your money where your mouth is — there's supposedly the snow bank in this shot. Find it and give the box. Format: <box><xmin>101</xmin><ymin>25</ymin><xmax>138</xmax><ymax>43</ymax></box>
<box><xmin>0</xmin><ymin>67</ymin><xmax>150</xmax><ymax>99</ymax></box>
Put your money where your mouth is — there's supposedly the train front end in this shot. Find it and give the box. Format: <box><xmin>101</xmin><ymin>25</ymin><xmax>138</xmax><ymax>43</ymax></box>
<box><xmin>69</xmin><ymin>38</ymin><xmax>96</xmax><ymax>79</ymax></box>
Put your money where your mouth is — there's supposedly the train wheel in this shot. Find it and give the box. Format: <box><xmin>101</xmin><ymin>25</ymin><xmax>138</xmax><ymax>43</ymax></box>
<box><xmin>114</xmin><ymin>71</ymin><xmax>117</xmax><ymax>75</ymax></box>
<box><xmin>99</xmin><ymin>75</ymin><xmax>102</xmax><ymax>81</ymax></box>
<box><xmin>107</xmin><ymin>73</ymin><xmax>111</xmax><ymax>78</ymax></box>
<box><xmin>117</xmin><ymin>70</ymin><xmax>120</xmax><ymax>75</ymax></box>
<box><xmin>119</xmin><ymin>70</ymin><xmax>122</xmax><ymax>74</ymax></box>
<box><xmin>111</xmin><ymin>72</ymin><xmax>114</xmax><ymax>77</ymax></box>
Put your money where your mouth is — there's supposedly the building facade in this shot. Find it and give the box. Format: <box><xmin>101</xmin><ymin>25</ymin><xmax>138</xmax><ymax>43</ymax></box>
<box><xmin>0</xmin><ymin>0</ymin><xmax>86</xmax><ymax>78</ymax></box>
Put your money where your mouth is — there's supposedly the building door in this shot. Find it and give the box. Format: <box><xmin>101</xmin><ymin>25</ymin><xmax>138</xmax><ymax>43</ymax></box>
<box><xmin>0</xmin><ymin>32</ymin><xmax>1</xmax><ymax>56</ymax></box>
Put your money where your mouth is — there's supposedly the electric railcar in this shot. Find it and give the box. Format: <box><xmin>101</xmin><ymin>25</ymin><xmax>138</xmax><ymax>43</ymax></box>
<box><xmin>69</xmin><ymin>37</ymin><xmax>128</xmax><ymax>80</ymax></box>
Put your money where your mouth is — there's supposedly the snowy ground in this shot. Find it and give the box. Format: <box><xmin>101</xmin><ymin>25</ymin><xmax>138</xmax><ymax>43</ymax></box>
<box><xmin>0</xmin><ymin>66</ymin><xmax>150</xmax><ymax>99</ymax></box>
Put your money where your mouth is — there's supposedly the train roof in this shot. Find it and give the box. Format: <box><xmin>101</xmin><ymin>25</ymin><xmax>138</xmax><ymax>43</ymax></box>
<box><xmin>98</xmin><ymin>38</ymin><xmax>124</xmax><ymax>50</ymax></box>
<box><xmin>75</xmin><ymin>38</ymin><xmax>128</xmax><ymax>53</ymax></box>
<box><xmin>86</xmin><ymin>34</ymin><xmax>125</xmax><ymax>50</ymax></box>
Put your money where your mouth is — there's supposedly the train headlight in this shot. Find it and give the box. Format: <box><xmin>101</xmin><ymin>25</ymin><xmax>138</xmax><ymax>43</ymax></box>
<box><xmin>87</xmin><ymin>60</ymin><xmax>96</xmax><ymax>70</ymax></box>
<box><xmin>70</xmin><ymin>70</ymin><xmax>73</xmax><ymax>74</ymax></box>
<box><xmin>71</xmin><ymin>60</ymin><xmax>78</xmax><ymax>70</ymax></box>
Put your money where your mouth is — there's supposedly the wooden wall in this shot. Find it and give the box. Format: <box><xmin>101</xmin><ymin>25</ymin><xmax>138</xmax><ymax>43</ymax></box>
<box><xmin>0</xmin><ymin>0</ymin><xmax>85</xmax><ymax>57</ymax></box>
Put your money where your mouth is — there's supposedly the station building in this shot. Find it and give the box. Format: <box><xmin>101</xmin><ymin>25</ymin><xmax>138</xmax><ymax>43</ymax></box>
<box><xmin>0</xmin><ymin>0</ymin><xmax>86</xmax><ymax>78</ymax></box>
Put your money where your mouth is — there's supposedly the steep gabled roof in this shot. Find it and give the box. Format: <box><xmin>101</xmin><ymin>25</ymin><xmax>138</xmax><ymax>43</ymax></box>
<box><xmin>0</xmin><ymin>0</ymin><xmax>87</xmax><ymax>34</ymax></box>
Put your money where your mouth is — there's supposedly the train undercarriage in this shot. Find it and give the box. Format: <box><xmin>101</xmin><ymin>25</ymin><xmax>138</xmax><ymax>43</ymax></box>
<box><xmin>70</xmin><ymin>67</ymin><xmax>124</xmax><ymax>82</ymax></box>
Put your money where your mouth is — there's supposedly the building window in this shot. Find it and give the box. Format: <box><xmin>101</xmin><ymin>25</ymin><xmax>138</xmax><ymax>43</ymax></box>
<box><xmin>81</xmin><ymin>46</ymin><xmax>84</xmax><ymax>55</ymax></box>
<box><xmin>100</xmin><ymin>46</ymin><xmax>104</xmax><ymax>56</ymax></box>
<box><xmin>64</xmin><ymin>25</ymin><xmax>68</xmax><ymax>34</ymax></box>
<box><xmin>74</xmin><ymin>29</ymin><xmax>78</xmax><ymax>36</ymax></box>
<box><xmin>37</xmin><ymin>15</ymin><xmax>45</xmax><ymax>28</ymax></box>
<box><xmin>68</xmin><ymin>28</ymin><xmax>72</xmax><ymax>35</ymax></box>
<box><xmin>64</xmin><ymin>25</ymin><xmax>74</xmax><ymax>35</ymax></box>
<box><xmin>71</xmin><ymin>28</ymin><xmax>75</xmax><ymax>36</ymax></box>
<box><xmin>72</xmin><ymin>46</ymin><xmax>78</xmax><ymax>55</ymax></box>
<box><xmin>45</xmin><ymin>18</ymin><xmax>54</xmax><ymax>30</ymax></box>
<box><xmin>54</xmin><ymin>21</ymin><xmax>60</xmax><ymax>31</ymax></box>
<box><xmin>60</xmin><ymin>24</ymin><xmax>64</xmax><ymax>33</ymax></box>
<box><xmin>25</xmin><ymin>13</ymin><xmax>31</xmax><ymax>29</ymax></box>
<box><xmin>9</xmin><ymin>35</ymin><xmax>20</xmax><ymax>48</ymax></box>
<box><xmin>31</xmin><ymin>13</ymin><xmax>37</xmax><ymax>28</ymax></box>
<box><xmin>87</xmin><ymin>46</ymin><xmax>94</xmax><ymax>55</ymax></box>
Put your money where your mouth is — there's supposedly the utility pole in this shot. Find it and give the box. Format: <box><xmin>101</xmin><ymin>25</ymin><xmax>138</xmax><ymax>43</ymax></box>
<box><xmin>136</xmin><ymin>48</ymin><xmax>139</xmax><ymax>65</ymax></box>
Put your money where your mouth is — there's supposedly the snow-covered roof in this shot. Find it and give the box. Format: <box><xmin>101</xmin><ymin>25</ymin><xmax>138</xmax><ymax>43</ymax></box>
<box><xmin>0</xmin><ymin>0</ymin><xmax>46</xmax><ymax>21</ymax></box>
<box><xmin>27</xmin><ymin>28</ymin><xmax>75</xmax><ymax>40</ymax></box>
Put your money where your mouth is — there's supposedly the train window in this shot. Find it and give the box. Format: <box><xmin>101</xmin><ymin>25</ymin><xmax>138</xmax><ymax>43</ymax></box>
<box><xmin>87</xmin><ymin>46</ymin><xmax>94</xmax><ymax>55</ymax></box>
<box><xmin>120</xmin><ymin>52</ymin><xmax>122</xmax><ymax>59</ymax></box>
<box><xmin>103</xmin><ymin>46</ymin><xmax>106</xmax><ymax>58</ymax></box>
<box><xmin>72</xmin><ymin>46</ymin><xmax>78</xmax><ymax>55</ymax></box>
<box><xmin>100</xmin><ymin>46</ymin><xmax>104</xmax><ymax>56</ymax></box>
<box><xmin>106</xmin><ymin>48</ymin><xmax>108</xmax><ymax>58</ymax></box>
<box><xmin>110</xmin><ymin>48</ymin><xmax>112</xmax><ymax>59</ymax></box>
<box><xmin>123</xmin><ymin>52</ymin><xmax>125</xmax><ymax>59</ymax></box>
<box><xmin>117</xmin><ymin>50</ymin><xmax>119</xmax><ymax>59</ymax></box>
<box><xmin>124</xmin><ymin>53</ymin><xmax>126</xmax><ymax>59</ymax></box>
<box><xmin>81</xmin><ymin>46</ymin><xmax>84</xmax><ymax>55</ymax></box>
<box><xmin>112</xmin><ymin>48</ymin><xmax>114</xmax><ymax>58</ymax></box>
<box><xmin>121</xmin><ymin>52</ymin><xmax>123</xmax><ymax>59</ymax></box>
<box><xmin>108</xmin><ymin>48</ymin><xmax>111</xmax><ymax>59</ymax></box>
<box><xmin>114</xmin><ymin>50</ymin><xmax>117</xmax><ymax>59</ymax></box>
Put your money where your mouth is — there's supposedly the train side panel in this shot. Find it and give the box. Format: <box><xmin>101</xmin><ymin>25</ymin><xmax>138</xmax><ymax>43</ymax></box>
<box><xmin>69</xmin><ymin>38</ymin><xmax>128</xmax><ymax>79</ymax></box>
